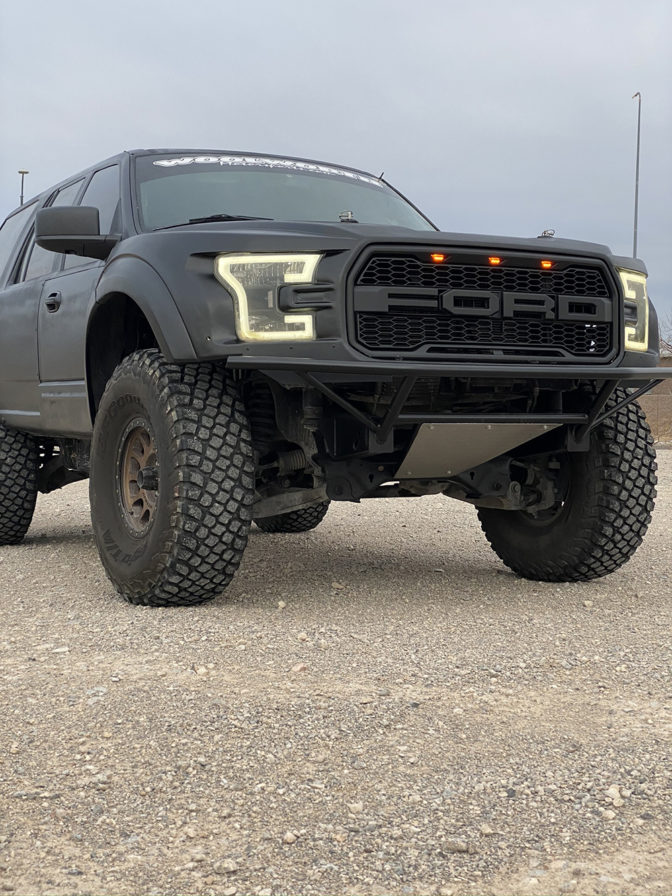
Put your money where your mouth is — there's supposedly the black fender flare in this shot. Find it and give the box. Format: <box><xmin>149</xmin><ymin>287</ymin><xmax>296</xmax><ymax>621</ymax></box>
<box><xmin>94</xmin><ymin>255</ymin><xmax>197</xmax><ymax>362</ymax></box>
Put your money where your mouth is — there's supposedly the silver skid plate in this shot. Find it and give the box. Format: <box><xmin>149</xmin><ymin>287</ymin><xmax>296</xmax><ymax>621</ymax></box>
<box><xmin>395</xmin><ymin>423</ymin><xmax>560</xmax><ymax>479</ymax></box>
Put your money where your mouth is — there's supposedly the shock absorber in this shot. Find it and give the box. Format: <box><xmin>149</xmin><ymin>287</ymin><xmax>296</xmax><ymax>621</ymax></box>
<box><xmin>245</xmin><ymin>383</ymin><xmax>277</xmax><ymax>460</ymax></box>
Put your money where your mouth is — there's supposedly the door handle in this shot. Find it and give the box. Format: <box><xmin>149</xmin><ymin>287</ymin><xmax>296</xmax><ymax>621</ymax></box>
<box><xmin>45</xmin><ymin>291</ymin><xmax>62</xmax><ymax>313</ymax></box>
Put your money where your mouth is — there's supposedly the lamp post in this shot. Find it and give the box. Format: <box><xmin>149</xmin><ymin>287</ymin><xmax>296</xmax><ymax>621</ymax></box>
<box><xmin>632</xmin><ymin>92</ymin><xmax>641</xmax><ymax>258</ymax></box>
<box><xmin>18</xmin><ymin>169</ymin><xmax>29</xmax><ymax>206</ymax></box>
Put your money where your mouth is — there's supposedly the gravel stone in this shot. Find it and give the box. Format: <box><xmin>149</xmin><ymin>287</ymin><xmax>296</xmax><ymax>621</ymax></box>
<box><xmin>444</xmin><ymin>839</ymin><xmax>470</xmax><ymax>854</ymax></box>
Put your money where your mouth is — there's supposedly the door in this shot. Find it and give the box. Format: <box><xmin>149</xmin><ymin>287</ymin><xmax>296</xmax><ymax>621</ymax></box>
<box><xmin>37</xmin><ymin>262</ymin><xmax>101</xmax><ymax>435</ymax></box>
<box><xmin>36</xmin><ymin>165</ymin><xmax>120</xmax><ymax>436</ymax></box>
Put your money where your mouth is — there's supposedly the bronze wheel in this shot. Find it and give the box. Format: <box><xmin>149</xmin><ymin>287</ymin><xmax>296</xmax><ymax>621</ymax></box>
<box><xmin>117</xmin><ymin>419</ymin><xmax>158</xmax><ymax>535</ymax></box>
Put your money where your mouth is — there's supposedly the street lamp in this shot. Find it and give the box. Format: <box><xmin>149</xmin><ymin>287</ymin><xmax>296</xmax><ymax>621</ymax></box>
<box><xmin>18</xmin><ymin>169</ymin><xmax>29</xmax><ymax>206</ymax></box>
<box><xmin>632</xmin><ymin>92</ymin><xmax>642</xmax><ymax>258</ymax></box>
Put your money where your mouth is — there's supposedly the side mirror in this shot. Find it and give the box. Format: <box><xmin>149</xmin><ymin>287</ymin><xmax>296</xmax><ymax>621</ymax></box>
<box><xmin>36</xmin><ymin>206</ymin><xmax>120</xmax><ymax>260</ymax></box>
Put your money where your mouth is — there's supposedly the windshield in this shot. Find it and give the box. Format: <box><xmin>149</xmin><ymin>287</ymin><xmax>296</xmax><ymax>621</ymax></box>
<box><xmin>134</xmin><ymin>154</ymin><xmax>434</xmax><ymax>232</ymax></box>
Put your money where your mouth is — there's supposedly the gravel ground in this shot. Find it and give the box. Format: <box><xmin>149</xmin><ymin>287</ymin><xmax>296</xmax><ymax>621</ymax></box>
<box><xmin>1</xmin><ymin>451</ymin><xmax>671</xmax><ymax>896</ymax></box>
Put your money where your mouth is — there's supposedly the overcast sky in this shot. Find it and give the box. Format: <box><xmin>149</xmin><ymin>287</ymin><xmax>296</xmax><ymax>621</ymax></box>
<box><xmin>1</xmin><ymin>0</ymin><xmax>670</xmax><ymax>319</ymax></box>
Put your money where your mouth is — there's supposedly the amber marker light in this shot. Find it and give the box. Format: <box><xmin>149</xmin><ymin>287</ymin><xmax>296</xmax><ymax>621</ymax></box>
<box><xmin>430</xmin><ymin>253</ymin><xmax>446</xmax><ymax>263</ymax></box>
<box><xmin>540</xmin><ymin>260</ymin><xmax>554</xmax><ymax>269</ymax></box>
<box><xmin>488</xmin><ymin>256</ymin><xmax>502</xmax><ymax>266</ymax></box>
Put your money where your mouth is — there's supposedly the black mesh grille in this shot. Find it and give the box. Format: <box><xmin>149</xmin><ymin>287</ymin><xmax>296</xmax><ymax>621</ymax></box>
<box><xmin>352</xmin><ymin>252</ymin><xmax>615</xmax><ymax>360</ymax></box>
<box><xmin>357</xmin><ymin>255</ymin><xmax>610</xmax><ymax>297</ymax></box>
<box><xmin>356</xmin><ymin>312</ymin><xmax>611</xmax><ymax>356</ymax></box>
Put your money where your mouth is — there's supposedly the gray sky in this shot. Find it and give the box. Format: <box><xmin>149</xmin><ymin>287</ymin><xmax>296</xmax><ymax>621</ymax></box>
<box><xmin>1</xmin><ymin>0</ymin><xmax>671</xmax><ymax>319</ymax></box>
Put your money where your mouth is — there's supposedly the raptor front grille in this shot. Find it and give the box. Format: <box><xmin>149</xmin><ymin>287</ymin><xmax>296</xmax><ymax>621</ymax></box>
<box><xmin>356</xmin><ymin>312</ymin><xmax>611</xmax><ymax>356</ymax></box>
<box><xmin>351</xmin><ymin>251</ymin><xmax>616</xmax><ymax>361</ymax></box>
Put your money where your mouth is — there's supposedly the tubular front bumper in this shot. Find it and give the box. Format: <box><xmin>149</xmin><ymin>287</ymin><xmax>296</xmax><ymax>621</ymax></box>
<box><xmin>226</xmin><ymin>355</ymin><xmax>672</xmax><ymax>445</ymax></box>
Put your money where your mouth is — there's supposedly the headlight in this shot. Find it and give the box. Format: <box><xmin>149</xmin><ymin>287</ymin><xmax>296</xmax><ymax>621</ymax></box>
<box><xmin>214</xmin><ymin>253</ymin><xmax>322</xmax><ymax>341</ymax></box>
<box><xmin>618</xmin><ymin>268</ymin><xmax>649</xmax><ymax>352</ymax></box>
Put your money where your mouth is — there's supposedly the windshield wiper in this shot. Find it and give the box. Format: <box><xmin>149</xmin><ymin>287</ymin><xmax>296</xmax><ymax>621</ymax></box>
<box><xmin>189</xmin><ymin>214</ymin><xmax>274</xmax><ymax>224</ymax></box>
<box><xmin>154</xmin><ymin>214</ymin><xmax>274</xmax><ymax>231</ymax></box>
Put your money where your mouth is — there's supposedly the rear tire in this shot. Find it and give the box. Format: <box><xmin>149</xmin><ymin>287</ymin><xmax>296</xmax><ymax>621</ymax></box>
<box><xmin>255</xmin><ymin>500</ymin><xmax>330</xmax><ymax>534</ymax></box>
<box><xmin>478</xmin><ymin>390</ymin><xmax>657</xmax><ymax>582</ymax></box>
<box><xmin>0</xmin><ymin>423</ymin><xmax>38</xmax><ymax>545</ymax></box>
<box><xmin>90</xmin><ymin>350</ymin><xmax>254</xmax><ymax>606</ymax></box>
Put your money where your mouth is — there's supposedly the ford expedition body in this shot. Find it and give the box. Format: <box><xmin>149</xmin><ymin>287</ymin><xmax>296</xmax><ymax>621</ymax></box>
<box><xmin>0</xmin><ymin>150</ymin><xmax>669</xmax><ymax>605</ymax></box>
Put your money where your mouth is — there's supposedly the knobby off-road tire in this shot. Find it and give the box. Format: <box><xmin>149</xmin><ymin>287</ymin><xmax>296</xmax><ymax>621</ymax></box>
<box><xmin>0</xmin><ymin>422</ymin><xmax>38</xmax><ymax>545</ymax></box>
<box><xmin>90</xmin><ymin>350</ymin><xmax>254</xmax><ymax>606</ymax></box>
<box><xmin>478</xmin><ymin>389</ymin><xmax>657</xmax><ymax>582</ymax></box>
<box><xmin>255</xmin><ymin>500</ymin><xmax>330</xmax><ymax>534</ymax></box>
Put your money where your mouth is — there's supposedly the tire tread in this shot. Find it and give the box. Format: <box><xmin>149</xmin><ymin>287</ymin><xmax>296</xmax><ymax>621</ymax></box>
<box><xmin>0</xmin><ymin>423</ymin><xmax>38</xmax><ymax>546</ymax></box>
<box><xmin>255</xmin><ymin>501</ymin><xmax>330</xmax><ymax>534</ymax></box>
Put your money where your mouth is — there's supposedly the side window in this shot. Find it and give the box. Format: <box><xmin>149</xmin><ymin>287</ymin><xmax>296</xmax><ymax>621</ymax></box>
<box><xmin>21</xmin><ymin>180</ymin><xmax>85</xmax><ymax>282</ymax></box>
<box><xmin>63</xmin><ymin>165</ymin><xmax>120</xmax><ymax>271</ymax></box>
<box><xmin>22</xmin><ymin>237</ymin><xmax>58</xmax><ymax>281</ymax></box>
<box><xmin>0</xmin><ymin>203</ymin><xmax>37</xmax><ymax>285</ymax></box>
<box><xmin>53</xmin><ymin>179</ymin><xmax>85</xmax><ymax>208</ymax></box>
<box><xmin>79</xmin><ymin>165</ymin><xmax>120</xmax><ymax>234</ymax></box>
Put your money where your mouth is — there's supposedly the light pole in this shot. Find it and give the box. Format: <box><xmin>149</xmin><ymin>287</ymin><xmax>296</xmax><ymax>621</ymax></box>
<box><xmin>18</xmin><ymin>169</ymin><xmax>29</xmax><ymax>206</ymax></box>
<box><xmin>632</xmin><ymin>92</ymin><xmax>641</xmax><ymax>258</ymax></box>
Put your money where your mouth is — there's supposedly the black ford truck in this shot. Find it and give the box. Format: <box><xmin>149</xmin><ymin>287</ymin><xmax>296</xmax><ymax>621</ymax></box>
<box><xmin>0</xmin><ymin>149</ymin><xmax>669</xmax><ymax>605</ymax></box>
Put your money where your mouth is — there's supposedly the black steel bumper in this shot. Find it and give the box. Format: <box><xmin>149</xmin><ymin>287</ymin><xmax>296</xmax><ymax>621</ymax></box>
<box><xmin>227</xmin><ymin>355</ymin><xmax>672</xmax><ymax>444</ymax></box>
<box><xmin>227</xmin><ymin>355</ymin><xmax>672</xmax><ymax>382</ymax></box>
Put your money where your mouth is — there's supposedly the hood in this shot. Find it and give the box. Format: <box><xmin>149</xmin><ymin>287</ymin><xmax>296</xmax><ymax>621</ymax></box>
<box><xmin>119</xmin><ymin>219</ymin><xmax>629</xmax><ymax>268</ymax></box>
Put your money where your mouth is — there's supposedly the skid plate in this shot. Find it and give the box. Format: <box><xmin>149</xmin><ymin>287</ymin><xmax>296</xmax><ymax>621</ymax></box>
<box><xmin>395</xmin><ymin>422</ymin><xmax>560</xmax><ymax>479</ymax></box>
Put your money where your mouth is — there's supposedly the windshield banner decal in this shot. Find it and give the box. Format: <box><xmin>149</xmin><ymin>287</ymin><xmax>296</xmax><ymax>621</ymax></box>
<box><xmin>152</xmin><ymin>155</ymin><xmax>381</xmax><ymax>186</ymax></box>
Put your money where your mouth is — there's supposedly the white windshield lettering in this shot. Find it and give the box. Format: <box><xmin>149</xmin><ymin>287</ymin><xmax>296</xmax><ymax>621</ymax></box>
<box><xmin>151</xmin><ymin>155</ymin><xmax>380</xmax><ymax>186</ymax></box>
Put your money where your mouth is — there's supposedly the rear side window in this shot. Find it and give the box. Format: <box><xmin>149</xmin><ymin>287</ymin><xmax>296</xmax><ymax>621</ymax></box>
<box><xmin>0</xmin><ymin>203</ymin><xmax>36</xmax><ymax>285</ymax></box>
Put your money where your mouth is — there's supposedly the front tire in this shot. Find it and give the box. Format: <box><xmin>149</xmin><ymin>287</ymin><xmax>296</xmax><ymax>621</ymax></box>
<box><xmin>478</xmin><ymin>390</ymin><xmax>657</xmax><ymax>582</ymax></box>
<box><xmin>255</xmin><ymin>500</ymin><xmax>330</xmax><ymax>534</ymax></box>
<box><xmin>0</xmin><ymin>423</ymin><xmax>38</xmax><ymax>545</ymax></box>
<box><xmin>90</xmin><ymin>350</ymin><xmax>254</xmax><ymax>606</ymax></box>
